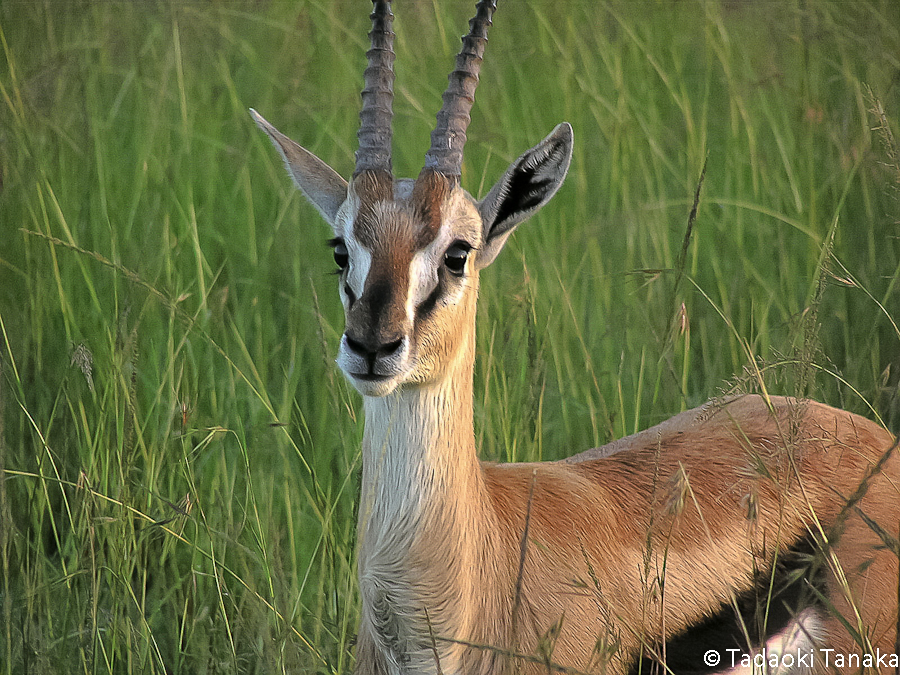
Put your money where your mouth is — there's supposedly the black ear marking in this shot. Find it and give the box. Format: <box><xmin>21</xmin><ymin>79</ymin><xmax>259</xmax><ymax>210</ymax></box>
<box><xmin>475</xmin><ymin>122</ymin><xmax>573</xmax><ymax>269</ymax></box>
<box><xmin>491</xmin><ymin>138</ymin><xmax>569</xmax><ymax>232</ymax></box>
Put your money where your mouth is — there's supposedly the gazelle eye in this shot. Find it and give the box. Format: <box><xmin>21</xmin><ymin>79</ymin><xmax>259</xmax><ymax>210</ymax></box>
<box><xmin>444</xmin><ymin>242</ymin><xmax>470</xmax><ymax>276</ymax></box>
<box><xmin>331</xmin><ymin>239</ymin><xmax>349</xmax><ymax>271</ymax></box>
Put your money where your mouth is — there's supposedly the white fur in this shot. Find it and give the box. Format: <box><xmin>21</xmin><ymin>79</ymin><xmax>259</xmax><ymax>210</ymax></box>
<box><xmin>343</xmin><ymin>226</ymin><xmax>373</xmax><ymax>305</ymax></box>
<box><xmin>723</xmin><ymin>608</ymin><xmax>824</xmax><ymax>675</ymax></box>
<box><xmin>406</xmin><ymin>222</ymin><xmax>466</xmax><ymax>323</ymax></box>
<box><xmin>357</xmin><ymin>372</ymin><xmax>481</xmax><ymax>674</ymax></box>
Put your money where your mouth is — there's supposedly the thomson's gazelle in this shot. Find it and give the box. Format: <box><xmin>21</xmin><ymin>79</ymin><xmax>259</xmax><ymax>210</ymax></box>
<box><xmin>252</xmin><ymin>2</ymin><xmax>899</xmax><ymax>673</ymax></box>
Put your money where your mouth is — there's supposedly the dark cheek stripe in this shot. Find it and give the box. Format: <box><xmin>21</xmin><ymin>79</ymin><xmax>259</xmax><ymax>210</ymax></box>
<box><xmin>416</xmin><ymin>271</ymin><xmax>443</xmax><ymax>320</ymax></box>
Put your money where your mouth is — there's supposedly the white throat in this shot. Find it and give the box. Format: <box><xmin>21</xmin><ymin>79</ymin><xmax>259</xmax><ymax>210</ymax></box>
<box><xmin>358</xmin><ymin>374</ymin><xmax>477</xmax><ymax>546</ymax></box>
<box><xmin>356</xmin><ymin>362</ymin><xmax>490</xmax><ymax>674</ymax></box>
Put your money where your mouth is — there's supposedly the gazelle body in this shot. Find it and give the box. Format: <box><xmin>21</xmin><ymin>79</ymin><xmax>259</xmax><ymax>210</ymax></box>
<box><xmin>252</xmin><ymin>2</ymin><xmax>900</xmax><ymax>673</ymax></box>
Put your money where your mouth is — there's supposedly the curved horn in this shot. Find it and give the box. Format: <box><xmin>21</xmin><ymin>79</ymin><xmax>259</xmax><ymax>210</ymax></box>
<box><xmin>355</xmin><ymin>1</ymin><xmax>395</xmax><ymax>176</ymax></box>
<box><xmin>423</xmin><ymin>0</ymin><xmax>497</xmax><ymax>178</ymax></box>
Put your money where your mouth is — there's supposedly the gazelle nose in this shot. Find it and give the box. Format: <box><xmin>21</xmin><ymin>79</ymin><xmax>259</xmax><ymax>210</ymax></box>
<box><xmin>345</xmin><ymin>334</ymin><xmax>404</xmax><ymax>363</ymax></box>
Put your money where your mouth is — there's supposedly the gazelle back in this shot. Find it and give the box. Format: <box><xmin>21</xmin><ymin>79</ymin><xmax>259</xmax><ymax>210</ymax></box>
<box><xmin>252</xmin><ymin>2</ymin><xmax>899</xmax><ymax>674</ymax></box>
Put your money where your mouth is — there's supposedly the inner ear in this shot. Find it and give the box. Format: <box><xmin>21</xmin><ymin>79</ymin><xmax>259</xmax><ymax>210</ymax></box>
<box><xmin>251</xmin><ymin>109</ymin><xmax>349</xmax><ymax>227</ymax></box>
<box><xmin>492</xmin><ymin>157</ymin><xmax>557</xmax><ymax>228</ymax></box>
<box><xmin>476</xmin><ymin>122</ymin><xmax>573</xmax><ymax>269</ymax></box>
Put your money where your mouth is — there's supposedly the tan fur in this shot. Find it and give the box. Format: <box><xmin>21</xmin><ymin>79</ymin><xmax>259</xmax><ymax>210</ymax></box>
<box><xmin>251</xmin><ymin>6</ymin><xmax>900</xmax><ymax>672</ymax></box>
<box><xmin>410</xmin><ymin>169</ymin><xmax>451</xmax><ymax>247</ymax></box>
<box><xmin>351</xmin><ymin>281</ymin><xmax>900</xmax><ymax>675</ymax></box>
<box><xmin>254</xmin><ymin>115</ymin><xmax>900</xmax><ymax>672</ymax></box>
<box><xmin>335</xmin><ymin>187</ymin><xmax>900</xmax><ymax>672</ymax></box>
<box><xmin>351</xmin><ymin>170</ymin><xmax>396</xmax><ymax>248</ymax></box>
<box><xmin>471</xmin><ymin>397</ymin><xmax>899</xmax><ymax>673</ymax></box>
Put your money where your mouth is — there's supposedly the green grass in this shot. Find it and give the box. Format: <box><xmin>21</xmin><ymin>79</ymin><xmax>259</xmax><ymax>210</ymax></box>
<box><xmin>0</xmin><ymin>0</ymin><xmax>898</xmax><ymax>672</ymax></box>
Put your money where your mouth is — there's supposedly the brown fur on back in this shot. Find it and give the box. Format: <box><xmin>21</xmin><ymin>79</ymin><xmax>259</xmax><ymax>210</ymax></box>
<box><xmin>464</xmin><ymin>396</ymin><xmax>900</xmax><ymax>674</ymax></box>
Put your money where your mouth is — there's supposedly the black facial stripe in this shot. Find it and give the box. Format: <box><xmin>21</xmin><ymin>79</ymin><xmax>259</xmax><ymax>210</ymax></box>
<box><xmin>364</xmin><ymin>277</ymin><xmax>394</xmax><ymax>320</ymax></box>
<box><xmin>344</xmin><ymin>282</ymin><xmax>357</xmax><ymax>308</ymax></box>
<box><xmin>416</xmin><ymin>273</ymin><xmax>443</xmax><ymax>320</ymax></box>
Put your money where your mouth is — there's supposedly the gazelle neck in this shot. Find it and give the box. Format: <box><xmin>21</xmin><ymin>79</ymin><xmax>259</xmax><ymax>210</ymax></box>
<box><xmin>356</xmin><ymin>318</ymin><xmax>498</xmax><ymax>673</ymax></box>
<box><xmin>358</xmin><ymin>323</ymin><xmax>481</xmax><ymax>539</ymax></box>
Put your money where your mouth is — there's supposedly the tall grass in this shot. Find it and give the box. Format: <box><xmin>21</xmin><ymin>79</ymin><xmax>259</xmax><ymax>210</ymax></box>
<box><xmin>0</xmin><ymin>0</ymin><xmax>898</xmax><ymax>672</ymax></box>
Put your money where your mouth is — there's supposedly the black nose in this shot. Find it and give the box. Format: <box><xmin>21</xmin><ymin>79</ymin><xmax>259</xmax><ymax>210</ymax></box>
<box><xmin>345</xmin><ymin>334</ymin><xmax>403</xmax><ymax>368</ymax></box>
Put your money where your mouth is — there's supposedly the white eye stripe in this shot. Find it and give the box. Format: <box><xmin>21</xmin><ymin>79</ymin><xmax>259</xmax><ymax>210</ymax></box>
<box><xmin>343</xmin><ymin>218</ymin><xmax>471</xmax><ymax>321</ymax></box>
<box><xmin>406</xmin><ymin>249</ymin><xmax>433</xmax><ymax>323</ymax></box>
<box><xmin>332</xmin><ymin>189</ymin><xmax>372</xmax><ymax>302</ymax></box>
<box><xmin>406</xmin><ymin>224</ymin><xmax>457</xmax><ymax>322</ymax></box>
<box><xmin>343</xmin><ymin>229</ymin><xmax>372</xmax><ymax>301</ymax></box>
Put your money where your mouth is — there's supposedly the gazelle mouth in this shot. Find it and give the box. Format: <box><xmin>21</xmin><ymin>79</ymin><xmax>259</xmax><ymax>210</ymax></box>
<box><xmin>350</xmin><ymin>372</ymin><xmax>392</xmax><ymax>382</ymax></box>
<box><xmin>344</xmin><ymin>369</ymin><xmax>401</xmax><ymax>398</ymax></box>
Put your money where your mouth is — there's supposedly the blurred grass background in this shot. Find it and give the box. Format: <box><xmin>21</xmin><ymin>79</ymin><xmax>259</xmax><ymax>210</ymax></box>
<box><xmin>0</xmin><ymin>0</ymin><xmax>898</xmax><ymax>672</ymax></box>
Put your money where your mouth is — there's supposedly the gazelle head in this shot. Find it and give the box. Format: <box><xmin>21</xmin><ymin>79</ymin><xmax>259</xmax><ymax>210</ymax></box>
<box><xmin>252</xmin><ymin>1</ymin><xmax>572</xmax><ymax>397</ymax></box>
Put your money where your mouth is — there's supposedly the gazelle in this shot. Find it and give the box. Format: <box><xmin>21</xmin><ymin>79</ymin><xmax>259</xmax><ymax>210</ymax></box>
<box><xmin>252</xmin><ymin>2</ymin><xmax>900</xmax><ymax>673</ymax></box>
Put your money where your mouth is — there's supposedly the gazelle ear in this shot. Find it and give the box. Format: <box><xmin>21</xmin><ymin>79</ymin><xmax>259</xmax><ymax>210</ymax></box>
<box><xmin>251</xmin><ymin>109</ymin><xmax>349</xmax><ymax>227</ymax></box>
<box><xmin>475</xmin><ymin>122</ymin><xmax>573</xmax><ymax>269</ymax></box>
